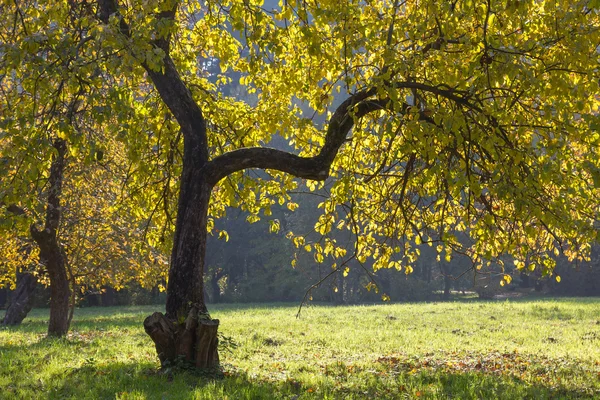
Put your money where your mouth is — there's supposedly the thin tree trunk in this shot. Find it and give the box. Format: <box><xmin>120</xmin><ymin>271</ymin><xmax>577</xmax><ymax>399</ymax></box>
<box><xmin>30</xmin><ymin>139</ymin><xmax>71</xmax><ymax>337</ymax></box>
<box><xmin>520</xmin><ymin>272</ymin><xmax>530</xmax><ymax>288</ymax></box>
<box><xmin>210</xmin><ymin>269</ymin><xmax>223</xmax><ymax>304</ymax></box>
<box><xmin>45</xmin><ymin>250</ymin><xmax>70</xmax><ymax>336</ymax></box>
<box><xmin>0</xmin><ymin>287</ymin><xmax>8</xmax><ymax>309</ymax></box>
<box><xmin>441</xmin><ymin>262</ymin><xmax>451</xmax><ymax>300</ymax></box>
<box><xmin>1</xmin><ymin>272</ymin><xmax>37</xmax><ymax>326</ymax></box>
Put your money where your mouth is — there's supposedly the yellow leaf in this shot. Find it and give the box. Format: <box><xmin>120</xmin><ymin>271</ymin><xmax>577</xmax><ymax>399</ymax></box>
<box><xmin>218</xmin><ymin>230</ymin><xmax>229</xmax><ymax>242</ymax></box>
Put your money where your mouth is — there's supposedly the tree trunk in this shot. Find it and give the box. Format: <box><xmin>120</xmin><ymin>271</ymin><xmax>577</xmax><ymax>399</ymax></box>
<box><xmin>30</xmin><ymin>139</ymin><xmax>71</xmax><ymax>337</ymax></box>
<box><xmin>144</xmin><ymin>310</ymin><xmax>219</xmax><ymax>369</ymax></box>
<box><xmin>0</xmin><ymin>287</ymin><xmax>8</xmax><ymax>309</ymax></box>
<box><xmin>1</xmin><ymin>272</ymin><xmax>37</xmax><ymax>326</ymax></box>
<box><xmin>442</xmin><ymin>263</ymin><xmax>451</xmax><ymax>300</ymax></box>
<box><xmin>142</xmin><ymin>113</ymin><xmax>219</xmax><ymax>369</ymax></box>
<box><xmin>143</xmin><ymin>175</ymin><xmax>220</xmax><ymax>368</ymax></box>
<box><xmin>210</xmin><ymin>269</ymin><xmax>223</xmax><ymax>304</ymax></box>
<box><xmin>45</xmin><ymin>247</ymin><xmax>70</xmax><ymax>336</ymax></box>
<box><xmin>95</xmin><ymin>0</ymin><xmax>385</xmax><ymax>371</ymax></box>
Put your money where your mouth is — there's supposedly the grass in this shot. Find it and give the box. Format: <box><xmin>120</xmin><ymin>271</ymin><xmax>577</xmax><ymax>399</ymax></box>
<box><xmin>1</xmin><ymin>298</ymin><xmax>600</xmax><ymax>399</ymax></box>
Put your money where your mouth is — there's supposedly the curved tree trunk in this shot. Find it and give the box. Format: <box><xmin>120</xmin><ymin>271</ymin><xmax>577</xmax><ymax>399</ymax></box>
<box><xmin>140</xmin><ymin>79</ymin><xmax>219</xmax><ymax>367</ymax></box>
<box><xmin>143</xmin><ymin>161</ymin><xmax>220</xmax><ymax>368</ymax></box>
<box><xmin>30</xmin><ymin>139</ymin><xmax>71</xmax><ymax>337</ymax></box>
<box><xmin>97</xmin><ymin>0</ymin><xmax>391</xmax><ymax>370</ymax></box>
<box><xmin>1</xmin><ymin>272</ymin><xmax>37</xmax><ymax>326</ymax></box>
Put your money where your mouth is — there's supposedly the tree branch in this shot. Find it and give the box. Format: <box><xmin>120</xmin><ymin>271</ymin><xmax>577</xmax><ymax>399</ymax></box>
<box><xmin>44</xmin><ymin>139</ymin><xmax>67</xmax><ymax>235</ymax></box>
<box><xmin>204</xmin><ymin>147</ymin><xmax>329</xmax><ymax>184</ymax></box>
<box><xmin>153</xmin><ymin>1</ymin><xmax>178</xmax><ymax>52</ymax></box>
<box><xmin>204</xmin><ymin>96</ymin><xmax>389</xmax><ymax>185</ymax></box>
<box><xmin>204</xmin><ymin>84</ymin><xmax>444</xmax><ymax>186</ymax></box>
<box><xmin>97</xmin><ymin>0</ymin><xmax>208</xmax><ymax>164</ymax></box>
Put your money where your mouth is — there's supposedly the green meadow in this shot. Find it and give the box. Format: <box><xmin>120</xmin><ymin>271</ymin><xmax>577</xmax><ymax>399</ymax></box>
<box><xmin>1</xmin><ymin>298</ymin><xmax>600</xmax><ymax>399</ymax></box>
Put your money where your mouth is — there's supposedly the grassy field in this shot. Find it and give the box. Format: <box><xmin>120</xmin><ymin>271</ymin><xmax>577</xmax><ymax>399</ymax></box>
<box><xmin>1</xmin><ymin>298</ymin><xmax>600</xmax><ymax>399</ymax></box>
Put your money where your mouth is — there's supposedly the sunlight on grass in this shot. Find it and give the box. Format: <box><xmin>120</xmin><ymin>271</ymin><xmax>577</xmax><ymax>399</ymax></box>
<box><xmin>1</xmin><ymin>299</ymin><xmax>599</xmax><ymax>399</ymax></box>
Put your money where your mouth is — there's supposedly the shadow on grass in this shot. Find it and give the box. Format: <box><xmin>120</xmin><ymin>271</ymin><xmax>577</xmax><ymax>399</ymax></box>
<box><xmin>2</xmin><ymin>354</ymin><xmax>597</xmax><ymax>399</ymax></box>
<box><xmin>5</xmin><ymin>361</ymin><xmax>308</xmax><ymax>400</ymax></box>
<box><xmin>3</xmin><ymin>301</ymin><xmax>600</xmax><ymax>399</ymax></box>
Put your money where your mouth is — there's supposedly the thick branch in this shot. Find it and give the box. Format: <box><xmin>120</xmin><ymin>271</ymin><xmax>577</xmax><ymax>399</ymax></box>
<box><xmin>44</xmin><ymin>139</ymin><xmax>67</xmax><ymax>234</ymax></box>
<box><xmin>204</xmin><ymin>148</ymin><xmax>329</xmax><ymax>185</ymax></box>
<box><xmin>204</xmin><ymin>97</ymin><xmax>389</xmax><ymax>185</ymax></box>
<box><xmin>204</xmin><ymin>88</ymin><xmax>442</xmax><ymax>186</ymax></box>
<box><xmin>145</xmin><ymin>57</ymin><xmax>209</xmax><ymax>165</ymax></box>
<box><xmin>98</xmin><ymin>1</ymin><xmax>486</xmax><ymax>190</ymax></box>
<box><xmin>1</xmin><ymin>203</ymin><xmax>26</xmax><ymax>216</ymax></box>
<box><xmin>154</xmin><ymin>2</ymin><xmax>178</xmax><ymax>52</ymax></box>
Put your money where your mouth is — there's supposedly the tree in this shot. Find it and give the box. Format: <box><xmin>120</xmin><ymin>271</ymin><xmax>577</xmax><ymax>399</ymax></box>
<box><xmin>2</xmin><ymin>0</ymin><xmax>599</xmax><ymax>367</ymax></box>
<box><xmin>0</xmin><ymin>130</ymin><xmax>167</xmax><ymax>335</ymax></box>
<box><xmin>0</xmin><ymin>1</ymin><xmax>168</xmax><ymax>334</ymax></box>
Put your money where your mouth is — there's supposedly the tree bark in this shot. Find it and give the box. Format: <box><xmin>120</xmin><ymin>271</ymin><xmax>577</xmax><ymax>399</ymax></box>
<box><xmin>30</xmin><ymin>139</ymin><xmax>71</xmax><ymax>337</ymax></box>
<box><xmin>144</xmin><ymin>310</ymin><xmax>220</xmax><ymax>369</ymax></box>
<box><xmin>1</xmin><ymin>272</ymin><xmax>37</xmax><ymax>326</ymax></box>
<box><xmin>138</xmin><ymin>51</ymin><xmax>219</xmax><ymax>366</ymax></box>
<box><xmin>142</xmin><ymin>131</ymin><xmax>221</xmax><ymax>368</ymax></box>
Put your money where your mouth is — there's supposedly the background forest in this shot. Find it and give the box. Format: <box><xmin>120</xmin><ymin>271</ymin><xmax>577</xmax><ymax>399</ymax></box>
<box><xmin>3</xmin><ymin>196</ymin><xmax>599</xmax><ymax>310</ymax></box>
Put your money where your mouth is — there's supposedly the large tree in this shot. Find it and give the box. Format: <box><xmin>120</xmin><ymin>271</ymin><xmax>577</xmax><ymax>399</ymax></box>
<box><xmin>2</xmin><ymin>0</ymin><xmax>599</xmax><ymax>367</ymax></box>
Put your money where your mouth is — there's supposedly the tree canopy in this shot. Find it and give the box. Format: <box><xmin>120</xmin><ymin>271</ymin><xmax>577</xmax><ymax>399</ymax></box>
<box><xmin>1</xmin><ymin>0</ymin><xmax>599</xmax><ymax>364</ymax></box>
<box><xmin>89</xmin><ymin>0</ymin><xmax>600</xmax><ymax>277</ymax></box>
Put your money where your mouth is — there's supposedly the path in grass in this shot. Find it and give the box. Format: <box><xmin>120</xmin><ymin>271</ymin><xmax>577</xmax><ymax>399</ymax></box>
<box><xmin>1</xmin><ymin>298</ymin><xmax>599</xmax><ymax>399</ymax></box>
